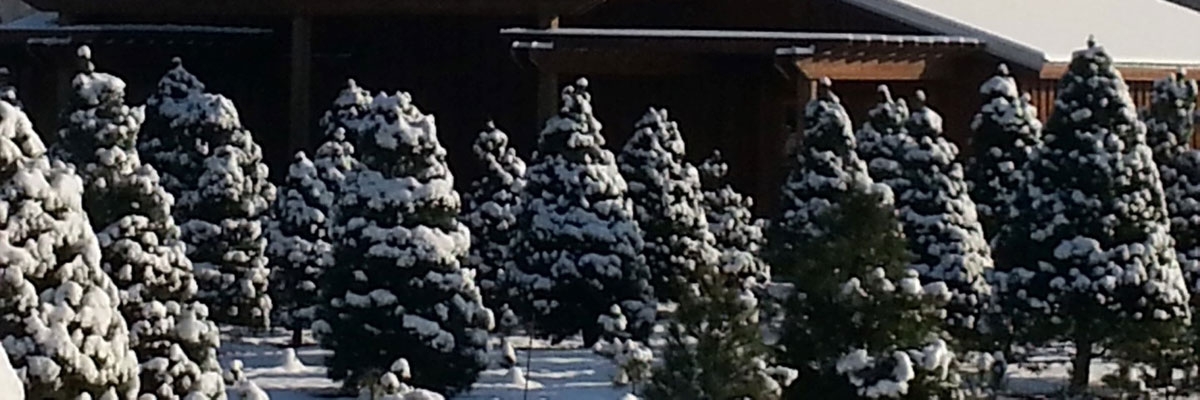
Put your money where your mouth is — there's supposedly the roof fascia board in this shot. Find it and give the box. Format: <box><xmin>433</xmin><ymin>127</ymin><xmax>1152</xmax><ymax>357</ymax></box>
<box><xmin>838</xmin><ymin>0</ymin><xmax>1045</xmax><ymax>70</ymax></box>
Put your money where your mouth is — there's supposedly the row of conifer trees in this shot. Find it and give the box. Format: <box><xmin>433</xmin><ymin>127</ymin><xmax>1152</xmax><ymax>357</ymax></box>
<box><xmin>2</xmin><ymin>37</ymin><xmax>1198</xmax><ymax>399</ymax></box>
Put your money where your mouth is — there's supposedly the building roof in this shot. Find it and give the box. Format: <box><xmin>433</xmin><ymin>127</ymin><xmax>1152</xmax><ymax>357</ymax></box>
<box><xmin>24</xmin><ymin>0</ymin><xmax>605</xmax><ymax>17</ymax></box>
<box><xmin>841</xmin><ymin>0</ymin><xmax>1200</xmax><ymax>69</ymax></box>
<box><xmin>0</xmin><ymin>12</ymin><xmax>271</xmax><ymax>44</ymax></box>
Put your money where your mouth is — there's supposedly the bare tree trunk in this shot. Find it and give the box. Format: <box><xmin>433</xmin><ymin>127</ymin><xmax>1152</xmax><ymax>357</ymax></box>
<box><xmin>1070</xmin><ymin>337</ymin><xmax>1093</xmax><ymax>395</ymax></box>
<box><xmin>291</xmin><ymin>326</ymin><xmax>303</xmax><ymax>348</ymax></box>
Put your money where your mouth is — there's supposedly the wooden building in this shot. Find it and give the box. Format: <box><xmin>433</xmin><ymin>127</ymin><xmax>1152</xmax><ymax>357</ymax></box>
<box><xmin>3</xmin><ymin>0</ymin><xmax>1200</xmax><ymax>212</ymax></box>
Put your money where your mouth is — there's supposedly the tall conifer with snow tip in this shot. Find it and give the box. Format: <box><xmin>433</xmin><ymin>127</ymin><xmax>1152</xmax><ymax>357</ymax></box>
<box><xmin>766</xmin><ymin>79</ymin><xmax>959</xmax><ymax>399</ymax></box>
<box><xmin>1004</xmin><ymin>39</ymin><xmax>1190</xmax><ymax>393</ymax></box>
<box><xmin>966</xmin><ymin>64</ymin><xmax>1042</xmax><ymax>244</ymax></box>
<box><xmin>513</xmin><ymin>78</ymin><xmax>655</xmax><ymax>345</ymax></box>
<box><xmin>0</xmin><ymin>99</ymin><xmax>140</xmax><ymax>398</ymax></box>
<box><xmin>618</xmin><ymin>108</ymin><xmax>720</xmax><ymax>303</ymax></box>
<box><xmin>1145</xmin><ymin>71</ymin><xmax>1199</xmax><ymax>281</ymax></box>
<box><xmin>461</xmin><ymin>122</ymin><xmax>525</xmax><ymax>320</ymax></box>
<box><xmin>697</xmin><ymin>151</ymin><xmax>769</xmax><ymax>287</ymax></box>
<box><xmin>51</xmin><ymin>46</ymin><xmax>224</xmax><ymax>399</ymax></box>
<box><xmin>320</xmin><ymin>79</ymin><xmax>373</xmax><ymax>145</ymax></box>
<box><xmin>139</xmin><ymin>57</ymin><xmax>209</xmax><ymax>197</ymax></box>
<box><xmin>267</xmin><ymin>152</ymin><xmax>332</xmax><ymax>347</ymax></box>
<box><xmin>315</xmin><ymin>92</ymin><xmax>493</xmax><ymax>395</ymax></box>
<box><xmin>896</xmin><ymin>91</ymin><xmax>994</xmax><ymax>343</ymax></box>
<box><xmin>855</xmin><ymin>85</ymin><xmax>911</xmax><ymax>189</ymax></box>
<box><xmin>173</xmin><ymin>103</ymin><xmax>275</xmax><ymax>331</ymax></box>
<box><xmin>313</xmin><ymin>81</ymin><xmax>369</xmax><ymax>229</ymax></box>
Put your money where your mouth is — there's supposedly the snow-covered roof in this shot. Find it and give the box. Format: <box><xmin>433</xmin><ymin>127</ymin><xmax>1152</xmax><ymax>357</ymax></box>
<box><xmin>841</xmin><ymin>0</ymin><xmax>1200</xmax><ymax>69</ymax></box>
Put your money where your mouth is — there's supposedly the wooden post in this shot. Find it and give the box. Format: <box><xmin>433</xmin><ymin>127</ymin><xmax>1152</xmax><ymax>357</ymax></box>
<box><xmin>289</xmin><ymin>15</ymin><xmax>312</xmax><ymax>153</ymax></box>
<box><xmin>534</xmin><ymin>12</ymin><xmax>560</xmax><ymax>125</ymax></box>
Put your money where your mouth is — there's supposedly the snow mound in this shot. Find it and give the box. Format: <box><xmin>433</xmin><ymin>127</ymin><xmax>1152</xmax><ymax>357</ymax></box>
<box><xmin>0</xmin><ymin>343</ymin><xmax>22</xmax><ymax>400</ymax></box>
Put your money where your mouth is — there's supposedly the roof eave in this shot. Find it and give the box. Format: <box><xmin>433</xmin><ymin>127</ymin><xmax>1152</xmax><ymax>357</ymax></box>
<box><xmin>838</xmin><ymin>0</ymin><xmax>1046</xmax><ymax>71</ymax></box>
<box><xmin>27</xmin><ymin>0</ymin><xmax>607</xmax><ymax>18</ymax></box>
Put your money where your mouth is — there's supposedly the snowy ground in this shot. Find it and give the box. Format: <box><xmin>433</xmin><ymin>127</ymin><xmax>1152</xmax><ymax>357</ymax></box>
<box><xmin>218</xmin><ymin>328</ymin><xmax>1190</xmax><ymax>399</ymax></box>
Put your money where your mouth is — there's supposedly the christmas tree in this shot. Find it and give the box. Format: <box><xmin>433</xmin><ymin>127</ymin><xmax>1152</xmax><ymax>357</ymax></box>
<box><xmin>645</xmin><ymin>264</ymin><xmax>784</xmax><ymax>400</ymax></box>
<box><xmin>766</xmin><ymin>79</ymin><xmax>958</xmax><ymax>399</ymax></box>
<box><xmin>618</xmin><ymin>108</ymin><xmax>720</xmax><ymax>303</ymax></box>
<box><xmin>313</xmin><ymin>81</ymin><xmax>369</xmax><ymax>234</ymax></box>
<box><xmin>315</xmin><ymin>92</ymin><xmax>493</xmax><ymax>395</ymax></box>
<box><xmin>50</xmin><ymin>46</ymin><xmax>223</xmax><ymax>399</ymax></box>
<box><xmin>697</xmin><ymin>150</ymin><xmax>770</xmax><ymax>287</ymax></box>
<box><xmin>267</xmin><ymin>152</ymin><xmax>332</xmax><ymax>347</ymax></box>
<box><xmin>139</xmin><ymin>57</ymin><xmax>209</xmax><ymax>197</ymax></box>
<box><xmin>512</xmin><ymin>78</ymin><xmax>656</xmax><ymax>345</ymax></box>
<box><xmin>319</xmin><ymin>79</ymin><xmax>373</xmax><ymax>145</ymax></box>
<box><xmin>1003</xmin><ymin>39</ymin><xmax>1190</xmax><ymax>393</ymax></box>
<box><xmin>896</xmin><ymin>91</ymin><xmax>995</xmax><ymax>344</ymax></box>
<box><xmin>0</xmin><ymin>95</ymin><xmax>140</xmax><ymax>399</ymax></box>
<box><xmin>966</xmin><ymin>64</ymin><xmax>1043</xmax><ymax>243</ymax></box>
<box><xmin>855</xmin><ymin>85</ymin><xmax>911</xmax><ymax>189</ymax></box>
<box><xmin>461</xmin><ymin>122</ymin><xmax>526</xmax><ymax>324</ymax></box>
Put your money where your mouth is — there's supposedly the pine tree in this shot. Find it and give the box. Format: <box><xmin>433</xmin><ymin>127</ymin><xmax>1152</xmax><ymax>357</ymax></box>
<box><xmin>512</xmin><ymin>78</ymin><xmax>656</xmax><ymax>345</ymax></box>
<box><xmin>697</xmin><ymin>151</ymin><xmax>770</xmax><ymax>286</ymax></box>
<box><xmin>855</xmin><ymin>85</ymin><xmax>911</xmax><ymax>189</ymax></box>
<box><xmin>267</xmin><ymin>152</ymin><xmax>332</xmax><ymax>347</ymax></box>
<box><xmin>618</xmin><ymin>108</ymin><xmax>721</xmax><ymax>303</ymax></box>
<box><xmin>895</xmin><ymin>91</ymin><xmax>995</xmax><ymax>345</ymax></box>
<box><xmin>315</xmin><ymin>92</ymin><xmax>493</xmax><ymax>395</ymax></box>
<box><xmin>50</xmin><ymin>46</ymin><xmax>224</xmax><ymax>399</ymax></box>
<box><xmin>1142</xmin><ymin>70</ymin><xmax>1198</xmax><ymax>381</ymax></box>
<box><xmin>141</xmin><ymin>58</ymin><xmax>276</xmax><ymax>329</ymax></box>
<box><xmin>313</xmin><ymin>81</ymin><xmax>368</xmax><ymax>233</ymax></box>
<box><xmin>0</xmin><ymin>96</ymin><xmax>140</xmax><ymax>399</ymax></box>
<box><xmin>766</xmin><ymin>79</ymin><xmax>958</xmax><ymax>399</ymax></box>
<box><xmin>645</xmin><ymin>264</ymin><xmax>782</xmax><ymax>400</ymax></box>
<box><xmin>966</xmin><ymin>64</ymin><xmax>1043</xmax><ymax>244</ymax></box>
<box><xmin>1002</xmin><ymin>39</ymin><xmax>1190</xmax><ymax>393</ymax></box>
<box><xmin>140</xmin><ymin>57</ymin><xmax>209</xmax><ymax>197</ymax></box>
<box><xmin>461</xmin><ymin>122</ymin><xmax>526</xmax><ymax>323</ymax></box>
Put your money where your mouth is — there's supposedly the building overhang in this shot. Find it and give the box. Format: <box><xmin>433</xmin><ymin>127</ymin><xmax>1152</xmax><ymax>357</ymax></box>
<box><xmin>503</xmin><ymin>27</ymin><xmax>985</xmax><ymax>80</ymax></box>
<box><xmin>0</xmin><ymin>12</ymin><xmax>273</xmax><ymax>46</ymax></box>
<box><xmin>26</xmin><ymin>0</ymin><xmax>606</xmax><ymax>18</ymax></box>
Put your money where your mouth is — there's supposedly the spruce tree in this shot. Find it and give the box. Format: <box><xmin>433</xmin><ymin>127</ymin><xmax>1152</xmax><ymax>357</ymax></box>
<box><xmin>766</xmin><ymin>79</ymin><xmax>958</xmax><ymax>399</ymax></box>
<box><xmin>267</xmin><ymin>152</ymin><xmax>332</xmax><ymax>347</ymax></box>
<box><xmin>0</xmin><ymin>97</ymin><xmax>140</xmax><ymax>399</ymax></box>
<box><xmin>513</xmin><ymin>78</ymin><xmax>656</xmax><ymax>345</ymax></box>
<box><xmin>966</xmin><ymin>64</ymin><xmax>1043</xmax><ymax>243</ymax></box>
<box><xmin>313</xmin><ymin>81</ymin><xmax>369</xmax><ymax>233</ymax></box>
<box><xmin>142</xmin><ymin>58</ymin><xmax>276</xmax><ymax>329</ymax></box>
<box><xmin>315</xmin><ymin>92</ymin><xmax>493</xmax><ymax>395</ymax></box>
<box><xmin>140</xmin><ymin>57</ymin><xmax>209</xmax><ymax>197</ymax></box>
<box><xmin>697</xmin><ymin>150</ymin><xmax>770</xmax><ymax>286</ymax></box>
<box><xmin>319</xmin><ymin>79</ymin><xmax>373</xmax><ymax>145</ymax></box>
<box><xmin>461</xmin><ymin>122</ymin><xmax>526</xmax><ymax>321</ymax></box>
<box><xmin>855</xmin><ymin>85</ymin><xmax>911</xmax><ymax>189</ymax></box>
<box><xmin>618</xmin><ymin>108</ymin><xmax>721</xmax><ymax>303</ymax></box>
<box><xmin>1002</xmin><ymin>39</ymin><xmax>1190</xmax><ymax>393</ymax></box>
<box><xmin>896</xmin><ymin>91</ymin><xmax>995</xmax><ymax>344</ymax></box>
<box><xmin>1142</xmin><ymin>70</ymin><xmax>1198</xmax><ymax>380</ymax></box>
<box><xmin>50</xmin><ymin>46</ymin><xmax>223</xmax><ymax>399</ymax></box>
<box><xmin>645</xmin><ymin>264</ymin><xmax>782</xmax><ymax>400</ymax></box>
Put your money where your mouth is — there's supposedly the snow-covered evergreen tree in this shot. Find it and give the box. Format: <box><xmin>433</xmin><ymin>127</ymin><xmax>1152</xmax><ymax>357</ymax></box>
<box><xmin>0</xmin><ymin>97</ymin><xmax>140</xmax><ymax>399</ymax></box>
<box><xmin>140</xmin><ymin>57</ymin><xmax>209</xmax><ymax>197</ymax></box>
<box><xmin>618</xmin><ymin>108</ymin><xmax>720</xmax><ymax>303</ymax></box>
<box><xmin>766</xmin><ymin>79</ymin><xmax>958</xmax><ymax>399</ymax></box>
<box><xmin>320</xmin><ymin>79</ymin><xmax>373</xmax><ymax>145</ymax></box>
<box><xmin>267</xmin><ymin>152</ymin><xmax>332</xmax><ymax>346</ymax></box>
<box><xmin>141</xmin><ymin>58</ymin><xmax>276</xmax><ymax>329</ymax></box>
<box><xmin>895</xmin><ymin>91</ymin><xmax>994</xmax><ymax>344</ymax></box>
<box><xmin>50</xmin><ymin>46</ymin><xmax>224</xmax><ymax>399</ymax></box>
<box><xmin>461</xmin><ymin>122</ymin><xmax>525</xmax><ymax>322</ymax></box>
<box><xmin>314</xmin><ymin>79</ymin><xmax>369</xmax><ymax>220</ymax></box>
<box><xmin>0</xmin><ymin>343</ymin><xmax>21</xmax><ymax>400</ymax></box>
<box><xmin>512</xmin><ymin>78</ymin><xmax>656</xmax><ymax>345</ymax></box>
<box><xmin>855</xmin><ymin>85</ymin><xmax>911</xmax><ymax>189</ymax></box>
<box><xmin>966</xmin><ymin>64</ymin><xmax>1042</xmax><ymax>244</ymax></box>
<box><xmin>315</xmin><ymin>92</ymin><xmax>493</xmax><ymax>395</ymax></box>
<box><xmin>697</xmin><ymin>151</ymin><xmax>769</xmax><ymax>287</ymax></box>
<box><xmin>1001</xmin><ymin>39</ymin><xmax>1190</xmax><ymax>393</ymax></box>
<box><xmin>1141</xmin><ymin>70</ymin><xmax>1198</xmax><ymax>379</ymax></box>
<box><xmin>645</xmin><ymin>264</ymin><xmax>783</xmax><ymax>400</ymax></box>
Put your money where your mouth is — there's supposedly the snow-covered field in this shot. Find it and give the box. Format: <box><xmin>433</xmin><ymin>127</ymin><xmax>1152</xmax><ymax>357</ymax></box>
<box><xmin>219</xmin><ymin>329</ymin><xmax>633</xmax><ymax>399</ymax></box>
<box><xmin>217</xmin><ymin>328</ymin><xmax>1185</xmax><ymax>399</ymax></box>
